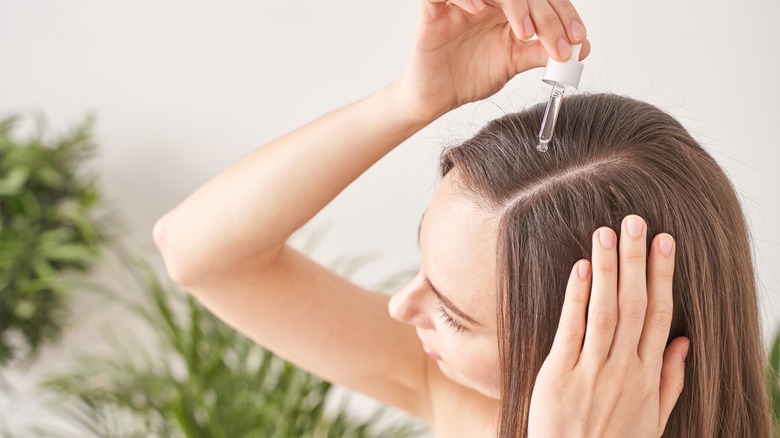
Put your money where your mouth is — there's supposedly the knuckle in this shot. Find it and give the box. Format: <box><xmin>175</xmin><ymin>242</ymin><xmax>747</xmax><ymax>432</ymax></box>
<box><xmin>651</xmin><ymin>307</ymin><xmax>674</xmax><ymax>329</ymax></box>
<box><xmin>508</xmin><ymin>0</ymin><xmax>524</xmax><ymax>9</ymax></box>
<box><xmin>567</xmin><ymin>286</ymin><xmax>589</xmax><ymax>305</ymax></box>
<box><xmin>623</xmin><ymin>248</ymin><xmax>646</xmax><ymax>263</ymax></box>
<box><xmin>621</xmin><ymin>298</ymin><xmax>647</xmax><ymax>322</ymax></box>
<box><xmin>595</xmin><ymin>260</ymin><xmax>617</xmax><ymax>275</ymax></box>
<box><xmin>559</xmin><ymin>323</ymin><xmax>584</xmax><ymax>343</ymax></box>
<box><xmin>655</xmin><ymin>265</ymin><xmax>675</xmax><ymax>282</ymax></box>
<box><xmin>451</xmin><ymin>0</ymin><xmax>471</xmax><ymax>9</ymax></box>
<box><xmin>625</xmin><ymin>368</ymin><xmax>651</xmax><ymax>392</ymax></box>
<box><xmin>592</xmin><ymin>310</ymin><xmax>617</xmax><ymax>332</ymax></box>
<box><xmin>640</xmin><ymin>374</ymin><xmax>657</xmax><ymax>394</ymax></box>
<box><xmin>538</xmin><ymin>11</ymin><xmax>560</xmax><ymax>28</ymax></box>
<box><xmin>549</xmin><ymin>0</ymin><xmax>576</xmax><ymax>13</ymax></box>
<box><xmin>604</xmin><ymin>366</ymin><xmax>629</xmax><ymax>387</ymax></box>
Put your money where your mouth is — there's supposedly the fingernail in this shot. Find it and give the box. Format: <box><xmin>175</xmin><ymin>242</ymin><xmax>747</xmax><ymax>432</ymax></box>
<box><xmin>682</xmin><ymin>341</ymin><xmax>690</xmax><ymax>361</ymax></box>
<box><xmin>523</xmin><ymin>15</ymin><xmax>535</xmax><ymax>39</ymax></box>
<box><xmin>626</xmin><ymin>215</ymin><xmax>644</xmax><ymax>238</ymax></box>
<box><xmin>571</xmin><ymin>20</ymin><xmax>586</xmax><ymax>41</ymax></box>
<box><xmin>659</xmin><ymin>234</ymin><xmax>675</xmax><ymax>256</ymax></box>
<box><xmin>577</xmin><ymin>260</ymin><xmax>590</xmax><ymax>281</ymax></box>
<box><xmin>599</xmin><ymin>228</ymin><xmax>615</xmax><ymax>249</ymax></box>
<box><xmin>557</xmin><ymin>37</ymin><xmax>572</xmax><ymax>60</ymax></box>
<box><xmin>470</xmin><ymin>0</ymin><xmax>486</xmax><ymax>11</ymax></box>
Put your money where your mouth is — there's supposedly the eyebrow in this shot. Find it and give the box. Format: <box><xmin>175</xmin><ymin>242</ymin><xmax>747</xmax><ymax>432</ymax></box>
<box><xmin>416</xmin><ymin>210</ymin><xmax>483</xmax><ymax>328</ymax></box>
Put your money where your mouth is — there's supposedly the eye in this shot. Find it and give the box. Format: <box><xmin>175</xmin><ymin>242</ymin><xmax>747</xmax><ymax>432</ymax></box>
<box><xmin>436</xmin><ymin>305</ymin><xmax>466</xmax><ymax>333</ymax></box>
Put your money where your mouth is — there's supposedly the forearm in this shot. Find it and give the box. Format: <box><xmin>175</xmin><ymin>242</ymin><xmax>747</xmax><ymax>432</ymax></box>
<box><xmin>154</xmin><ymin>81</ymin><xmax>432</xmax><ymax>285</ymax></box>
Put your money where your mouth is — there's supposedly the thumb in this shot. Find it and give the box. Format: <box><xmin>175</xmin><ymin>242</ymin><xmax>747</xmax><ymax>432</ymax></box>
<box><xmin>511</xmin><ymin>39</ymin><xmax>550</xmax><ymax>73</ymax></box>
<box><xmin>657</xmin><ymin>336</ymin><xmax>690</xmax><ymax>436</ymax></box>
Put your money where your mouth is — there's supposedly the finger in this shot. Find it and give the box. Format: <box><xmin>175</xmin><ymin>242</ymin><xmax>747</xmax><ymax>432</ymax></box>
<box><xmin>580</xmin><ymin>227</ymin><xmax>618</xmax><ymax>369</ymax></box>
<box><xmin>547</xmin><ymin>0</ymin><xmax>588</xmax><ymax>45</ymax></box>
<box><xmin>512</xmin><ymin>36</ymin><xmax>590</xmax><ymax>74</ymax></box>
<box><xmin>511</xmin><ymin>39</ymin><xmax>550</xmax><ymax>71</ymax></box>
<box><xmin>527</xmin><ymin>0</ymin><xmax>571</xmax><ymax>61</ymax></box>
<box><xmin>638</xmin><ymin>233</ymin><xmax>676</xmax><ymax>365</ymax></box>
<box><xmin>547</xmin><ymin>259</ymin><xmax>591</xmax><ymax>370</ymax></box>
<box><xmin>495</xmin><ymin>0</ymin><xmax>535</xmax><ymax>40</ymax></box>
<box><xmin>657</xmin><ymin>336</ymin><xmax>690</xmax><ymax>435</ymax></box>
<box><xmin>443</xmin><ymin>0</ymin><xmax>488</xmax><ymax>15</ymax></box>
<box><xmin>423</xmin><ymin>0</ymin><xmax>449</xmax><ymax>18</ymax></box>
<box><xmin>577</xmin><ymin>37</ymin><xmax>591</xmax><ymax>60</ymax></box>
<box><xmin>610</xmin><ymin>215</ymin><xmax>649</xmax><ymax>361</ymax></box>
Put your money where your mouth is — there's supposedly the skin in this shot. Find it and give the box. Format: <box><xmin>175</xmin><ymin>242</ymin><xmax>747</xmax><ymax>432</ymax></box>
<box><xmin>388</xmin><ymin>167</ymin><xmax>502</xmax><ymax>399</ymax></box>
<box><xmin>391</xmin><ymin>1</ymin><xmax>688</xmax><ymax>432</ymax></box>
<box><xmin>388</xmin><ymin>165</ymin><xmax>690</xmax><ymax>436</ymax></box>
<box><xmin>158</xmin><ymin>0</ymin><xmax>688</xmax><ymax>434</ymax></box>
<box><xmin>394</xmin><ymin>0</ymin><xmax>591</xmax><ymax>124</ymax></box>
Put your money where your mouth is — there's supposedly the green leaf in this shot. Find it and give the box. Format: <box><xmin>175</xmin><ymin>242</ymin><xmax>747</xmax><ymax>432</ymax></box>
<box><xmin>38</xmin><ymin>227</ymin><xmax>73</xmax><ymax>248</ymax></box>
<box><xmin>767</xmin><ymin>327</ymin><xmax>780</xmax><ymax>427</ymax></box>
<box><xmin>35</xmin><ymin>164</ymin><xmax>65</xmax><ymax>188</ymax></box>
<box><xmin>79</xmin><ymin>182</ymin><xmax>100</xmax><ymax>208</ymax></box>
<box><xmin>14</xmin><ymin>299</ymin><xmax>36</xmax><ymax>320</ymax></box>
<box><xmin>16</xmin><ymin>189</ymin><xmax>42</xmax><ymax>222</ymax></box>
<box><xmin>0</xmin><ymin>167</ymin><xmax>30</xmax><ymax>196</ymax></box>
<box><xmin>45</xmin><ymin>244</ymin><xmax>97</xmax><ymax>263</ymax></box>
<box><xmin>34</xmin><ymin>236</ymin><xmax>429</xmax><ymax>437</ymax></box>
<box><xmin>31</xmin><ymin>257</ymin><xmax>57</xmax><ymax>280</ymax></box>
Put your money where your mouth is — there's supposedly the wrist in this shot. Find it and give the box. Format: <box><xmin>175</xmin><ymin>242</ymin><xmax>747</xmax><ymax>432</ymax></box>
<box><xmin>383</xmin><ymin>79</ymin><xmax>448</xmax><ymax>127</ymax></box>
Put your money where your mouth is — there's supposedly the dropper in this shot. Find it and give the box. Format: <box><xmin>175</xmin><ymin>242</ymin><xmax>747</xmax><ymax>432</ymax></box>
<box><xmin>537</xmin><ymin>43</ymin><xmax>584</xmax><ymax>152</ymax></box>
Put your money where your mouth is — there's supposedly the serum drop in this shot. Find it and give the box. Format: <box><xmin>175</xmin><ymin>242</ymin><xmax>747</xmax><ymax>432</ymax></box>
<box><xmin>537</xmin><ymin>43</ymin><xmax>584</xmax><ymax>152</ymax></box>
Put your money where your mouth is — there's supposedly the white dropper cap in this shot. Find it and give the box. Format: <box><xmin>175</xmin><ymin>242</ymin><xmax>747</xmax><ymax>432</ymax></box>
<box><xmin>541</xmin><ymin>43</ymin><xmax>583</xmax><ymax>91</ymax></box>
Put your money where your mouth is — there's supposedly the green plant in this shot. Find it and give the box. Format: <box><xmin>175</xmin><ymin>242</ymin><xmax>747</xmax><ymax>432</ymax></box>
<box><xmin>0</xmin><ymin>113</ymin><xmax>114</xmax><ymax>367</ymax></box>
<box><xmin>767</xmin><ymin>327</ymin><xmax>780</xmax><ymax>435</ymax></box>
<box><xmin>24</xmin><ymin>230</ymin><xmax>427</xmax><ymax>437</ymax></box>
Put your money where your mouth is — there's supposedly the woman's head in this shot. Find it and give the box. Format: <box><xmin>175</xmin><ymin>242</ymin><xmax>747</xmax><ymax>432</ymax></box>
<box><xmin>388</xmin><ymin>165</ymin><xmax>503</xmax><ymax>398</ymax></box>
<box><xmin>389</xmin><ymin>92</ymin><xmax>771</xmax><ymax>437</ymax></box>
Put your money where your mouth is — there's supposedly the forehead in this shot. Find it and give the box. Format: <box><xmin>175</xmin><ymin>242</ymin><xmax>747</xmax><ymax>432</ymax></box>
<box><xmin>420</xmin><ymin>170</ymin><xmax>498</xmax><ymax>328</ymax></box>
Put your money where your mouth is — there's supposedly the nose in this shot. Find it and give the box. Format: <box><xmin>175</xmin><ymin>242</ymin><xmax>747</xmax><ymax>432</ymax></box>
<box><xmin>388</xmin><ymin>275</ymin><xmax>435</xmax><ymax>329</ymax></box>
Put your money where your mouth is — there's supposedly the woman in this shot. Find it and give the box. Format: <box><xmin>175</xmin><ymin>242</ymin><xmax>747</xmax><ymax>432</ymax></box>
<box><xmin>402</xmin><ymin>92</ymin><xmax>771</xmax><ymax>436</ymax></box>
<box><xmin>153</xmin><ymin>0</ymin><xmax>771</xmax><ymax>436</ymax></box>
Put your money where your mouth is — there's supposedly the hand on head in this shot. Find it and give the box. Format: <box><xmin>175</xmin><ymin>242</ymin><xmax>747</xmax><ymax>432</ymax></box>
<box><xmin>528</xmin><ymin>215</ymin><xmax>689</xmax><ymax>437</ymax></box>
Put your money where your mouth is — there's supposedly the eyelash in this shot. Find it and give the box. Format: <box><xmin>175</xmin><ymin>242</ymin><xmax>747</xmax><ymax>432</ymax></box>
<box><xmin>436</xmin><ymin>305</ymin><xmax>466</xmax><ymax>333</ymax></box>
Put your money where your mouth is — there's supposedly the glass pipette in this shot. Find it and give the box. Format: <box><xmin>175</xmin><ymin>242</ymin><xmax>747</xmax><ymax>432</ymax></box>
<box><xmin>537</xmin><ymin>82</ymin><xmax>566</xmax><ymax>152</ymax></box>
<box><xmin>536</xmin><ymin>43</ymin><xmax>584</xmax><ymax>152</ymax></box>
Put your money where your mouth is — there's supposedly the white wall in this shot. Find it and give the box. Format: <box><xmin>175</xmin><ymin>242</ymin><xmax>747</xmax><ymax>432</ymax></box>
<box><xmin>1</xmin><ymin>0</ymin><xmax>779</xmax><ymax>434</ymax></box>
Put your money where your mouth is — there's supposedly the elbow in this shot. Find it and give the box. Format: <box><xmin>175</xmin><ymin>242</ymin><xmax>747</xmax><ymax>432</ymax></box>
<box><xmin>152</xmin><ymin>214</ymin><xmax>193</xmax><ymax>287</ymax></box>
<box><xmin>152</xmin><ymin>215</ymin><xmax>167</xmax><ymax>250</ymax></box>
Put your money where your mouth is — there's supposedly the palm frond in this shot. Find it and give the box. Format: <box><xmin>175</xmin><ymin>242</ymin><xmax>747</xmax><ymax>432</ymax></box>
<box><xmin>36</xmin><ymin>245</ymin><xmax>428</xmax><ymax>437</ymax></box>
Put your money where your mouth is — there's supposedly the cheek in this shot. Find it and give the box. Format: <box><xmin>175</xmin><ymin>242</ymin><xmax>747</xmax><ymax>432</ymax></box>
<box><xmin>437</xmin><ymin>336</ymin><xmax>501</xmax><ymax>398</ymax></box>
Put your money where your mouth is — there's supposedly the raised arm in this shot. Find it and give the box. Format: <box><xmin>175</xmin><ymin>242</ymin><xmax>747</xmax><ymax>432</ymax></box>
<box><xmin>153</xmin><ymin>83</ymin><xmax>427</xmax><ymax>287</ymax></box>
<box><xmin>153</xmin><ymin>82</ymin><xmax>441</xmax><ymax>421</ymax></box>
<box><xmin>153</xmin><ymin>0</ymin><xmax>589</xmax><ymax>427</ymax></box>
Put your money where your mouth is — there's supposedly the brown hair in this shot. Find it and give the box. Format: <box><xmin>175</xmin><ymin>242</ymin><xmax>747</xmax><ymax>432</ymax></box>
<box><xmin>438</xmin><ymin>92</ymin><xmax>771</xmax><ymax>437</ymax></box>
